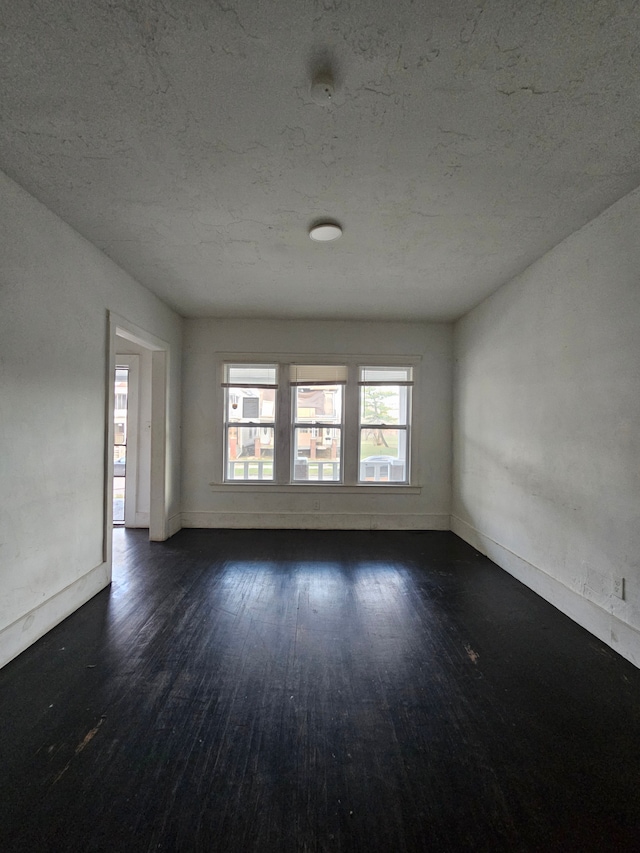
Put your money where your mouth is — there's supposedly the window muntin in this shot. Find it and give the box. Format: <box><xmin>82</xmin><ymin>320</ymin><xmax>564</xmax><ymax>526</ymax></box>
<box><xmin>224</xmin><ymin>363</ymin><xmax>277</xmax><ymax>481</ymax></box>
<box><xmin>358</xmin><ymin>366</ymin><xmax>412</xmax><ymax>484</ymax></box>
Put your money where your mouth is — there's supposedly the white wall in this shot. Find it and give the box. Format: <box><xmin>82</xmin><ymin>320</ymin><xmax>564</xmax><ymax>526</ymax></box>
<box><xmin>0</xmin><ymin>169</ymin><xmax>182</xmax><ymax>667</ymax></box>
<box><xmin>453</xmin><ymin>187</ymin><xmax>640</xmax><ymax>666</ymax></box>
<box><xmin>182</xmin><ymin>319</ymin><xmax>452</xmax><ymax>530</ymax></box>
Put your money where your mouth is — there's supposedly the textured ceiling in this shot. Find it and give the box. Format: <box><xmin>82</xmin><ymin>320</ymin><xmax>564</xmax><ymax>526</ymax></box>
<box><xmin>2</xmin><ymin>1</ymin><xmax>640</xmax><ymax>321</ymax></box>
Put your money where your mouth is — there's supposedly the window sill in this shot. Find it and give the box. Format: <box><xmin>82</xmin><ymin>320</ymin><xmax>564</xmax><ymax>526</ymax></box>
<box><xmin>209</xmin><ymin>483</ymin><xmax>422</xmax><ymax>495</ymax></box>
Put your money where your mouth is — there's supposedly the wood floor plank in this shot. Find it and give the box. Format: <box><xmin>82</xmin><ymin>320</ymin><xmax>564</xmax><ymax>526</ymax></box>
<box><xmin>1</xmin><ymin>529</ymin><xmax>639</xmax><ymax>852</ymax></box>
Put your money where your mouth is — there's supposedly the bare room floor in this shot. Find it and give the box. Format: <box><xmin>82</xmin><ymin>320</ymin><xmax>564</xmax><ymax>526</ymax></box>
<box><xmin>1</xmin><ymin>528</ymin><xmax>639</xmax><ymax>852</ymax></box>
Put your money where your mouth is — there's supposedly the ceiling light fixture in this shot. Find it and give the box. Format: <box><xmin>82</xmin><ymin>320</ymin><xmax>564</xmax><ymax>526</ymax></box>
<box><xmin>309</xmin><ymin>222</ymin><xmax>342</xmax><ymax>242</ymax></box>
<box><xmin>310</xmin><ymin>71</ymin><xmax>335</xmax><ymax>106</ymax></box>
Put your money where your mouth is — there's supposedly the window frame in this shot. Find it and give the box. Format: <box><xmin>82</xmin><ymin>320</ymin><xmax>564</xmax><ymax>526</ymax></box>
<box><xmin>290</xmin><ymin>366</ymin><xmax>347</xmax><ymax>483</ymax></box>
<box><xmin>222</xmin><ymin>363</ymin><xmax>278</xmax><ymax>483</ymax></box>
<box><xmin>215</xmin><ymin>354</ymin><xmax>419</xmax><ymax>489</ymax></box>
<box><xmin>357</xmin><ymin>366</ymin><xmax>413</xmax><ymax>485</ymax></box>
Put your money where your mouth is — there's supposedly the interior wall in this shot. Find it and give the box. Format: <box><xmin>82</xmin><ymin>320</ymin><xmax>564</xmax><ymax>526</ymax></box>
<box><xmin>182</xmin><ymin>318</ymin><xmax>452</xmax><ymax>530</ymax></box>
<box><xmin>453</xmin><ymin>186</ymin><xmax>640</xmax><ymax>666</ymax></box>
<box><xmin>0</xmin><ymin>169</ymin><xmax>182</xmax><ymax>668</ymax></box>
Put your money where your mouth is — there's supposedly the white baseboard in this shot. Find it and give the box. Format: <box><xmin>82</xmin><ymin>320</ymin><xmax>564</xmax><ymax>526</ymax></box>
<box><xmin>134</xmin><ymin>511</ymin><xmax>150</xmax><ymax>528</ymax></box>
<box><xmin>167</xmin><ymin>513</ymin><xmax>182</xmax><ymax>538</ymax></box>
<box><xmin>451</xmin><ymin>514</ymin><xmax>640</xmax><ymax>669</ymax></box>
<box><xmin>181</xmin><ymin>511</ymin><xmax>450</xmax><ymax>531</ymax></box>
<box><xmin>0</xmin><ymin>562</ymin><xmax>111</xmax><ymax>670</ymax></box>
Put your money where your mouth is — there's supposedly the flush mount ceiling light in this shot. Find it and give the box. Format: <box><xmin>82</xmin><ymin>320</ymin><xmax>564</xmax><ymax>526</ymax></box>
<box><xmin>310</xmin><ymin>70</ymin><xmax>335</xmax><ymax>106</ymax></box>
<box><xmin>309</xmin><ymin>222</ymin><xmax>342</xmax><ymax>242</ymax></box>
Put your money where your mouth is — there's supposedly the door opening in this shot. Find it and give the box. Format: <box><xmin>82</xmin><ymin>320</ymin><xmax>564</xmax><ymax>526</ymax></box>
<box><xmin>105</xmin><ymin>313</ymin><xmax>170</xmax><ymax>577</ymax></box>
<box><xmin>113</xmin><ymin>366</ymin><xmax>129</xmax><ymax>526</ymax></box>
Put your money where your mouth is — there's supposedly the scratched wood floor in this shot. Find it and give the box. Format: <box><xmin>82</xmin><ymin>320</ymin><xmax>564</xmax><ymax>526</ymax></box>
<box><xmin>1</xmin><ymin>529</ymin><xmax>640</xmax><ymax>853</ymax></box>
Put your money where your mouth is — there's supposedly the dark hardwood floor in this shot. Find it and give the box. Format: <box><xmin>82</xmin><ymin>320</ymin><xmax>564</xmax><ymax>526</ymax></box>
<box><xmin>1</xmin><ymin>529</ymin><xmax>639</xmax><ymax>852</ymax></box>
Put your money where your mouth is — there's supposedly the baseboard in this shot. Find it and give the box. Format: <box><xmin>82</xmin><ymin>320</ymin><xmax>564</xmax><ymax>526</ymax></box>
<box><xmin>134</xmin><ymin>511</ymin><xmax>150</xmax><ymax>527</ymax></box>
<box><xmin>167</xmin><ymin>513</ymin><xmax>182</xmax><ymax>538</ymax></box>
<box><xmin>181</xmin><ymin>511</ymin><xmax>450</xmax><ymax>531</ymax></box>
<box><xmin>451</xmin><ymin>515</ymin><xmax>640</xmax><ymax>669</ymax></box>
<box><xmin>0</xmin><ymin>562</ymin><xmax>111</xmax><ymax>670</ymax></box>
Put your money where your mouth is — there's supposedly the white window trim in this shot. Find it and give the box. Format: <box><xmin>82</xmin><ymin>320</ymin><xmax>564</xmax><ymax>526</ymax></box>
<box><xmin>212</xmin><ymin>353</ymin><xmax>421</xmax><ymax>489</ymax></box>
<box><xmin>223</xmin><ymin>363</ymin><xmax>278</xmax><ymax>483</ymax></box>
<box><xmin>357</xmin><ymin>365</ymin><xmax>413</xmax><ymax>485</ymax></box>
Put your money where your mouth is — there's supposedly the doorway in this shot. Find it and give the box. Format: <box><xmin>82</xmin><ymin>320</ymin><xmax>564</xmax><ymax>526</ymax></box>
<box><xmin>105</xmin><ymin>313</ymin><xmax>170</xmax><ymax>576</ymax></box>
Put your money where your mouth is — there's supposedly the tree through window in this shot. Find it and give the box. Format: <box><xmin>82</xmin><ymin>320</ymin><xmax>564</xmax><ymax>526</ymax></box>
<box><xmin>358</xmin><ymin>367</ymin><xmax>413</xmax><ymax>483</ymax></box>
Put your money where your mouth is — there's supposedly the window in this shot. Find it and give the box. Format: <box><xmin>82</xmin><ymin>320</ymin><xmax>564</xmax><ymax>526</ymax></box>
<box><xmin>358</xmin><ymin>366</ymin><xmax>412</xmax><ymax>484</ymax></box>
<box><xmin>291</xmin><ymin>364</ymin><xmax>347</xmax><ymax>482</ymax></box>
<box><xmin>221</xmin><ymin>361</ymin><xmax>414</xmax><ymax>485</ymax></box>
<box><xmin>223</xmin><ymin>364</ymin><xmax>277</xmax><ymax>481</ymax></box>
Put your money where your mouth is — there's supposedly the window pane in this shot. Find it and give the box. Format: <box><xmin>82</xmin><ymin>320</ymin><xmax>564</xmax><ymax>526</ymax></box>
<box><xmin>113</xmin><ymin>446</ymin><xmax>126</xmax><ymax>476</ymax></box>
<box><xmin>360</xmin><ymin>366</ymin><xmax>413</xmax><ymax>383</ymax></box>
<box><xmin>360</xmin><ymin>384</ymin><xmax>409</xmax><ymax>426</ymax></box>
<box><xmin>359</xmin><ymin>429</ymin><xmax>408</xmax><ymax>483</ymax></box>
<box><xmin>225</xmin><ymin>364</ymin><xmax>277</xmax><ymax>385</ymax></box>
<box><xmin>113</xmin><ymin>477</ymin><xmax>126</xmax><ymax>523</ymax></box>
<box><xmin>293</xmin><ymin>427</ymin><xmax>341</xmax><ymax>481</ymax></box>
<box><xmin>114</xmin><ymin>422</ymin><xmax>127</xmax><ymax>445</ymax></box>
<box><xmin>226</xmin><ymin>426</ymin><xmax>274</xmax><ymax>480</ymax></box>
<box><xmin>294</xmin><ymin>384</ymin><xmax>343</xmax><ymax>422</ymax></box>
<box><xmin>114</xmin><ymin>367</ymin><xmax>128</xmax><ymax>444</ymax></box>
<box><xmin>227</xmin><ymin>387</ymin><xmax>276</xmax><ymax>423</ymax></box>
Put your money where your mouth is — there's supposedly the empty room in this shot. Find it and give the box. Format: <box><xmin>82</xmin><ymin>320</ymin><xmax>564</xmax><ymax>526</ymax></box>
<box><xmin>1</xmin><ymin>1</ymin><xmax>639</xmax><ymax>851</ymax></box>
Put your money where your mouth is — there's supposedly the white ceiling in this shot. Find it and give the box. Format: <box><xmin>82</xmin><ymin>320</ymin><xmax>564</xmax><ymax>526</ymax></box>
<box><xmin>2</xmin><ymin>1</ymin><xmax>640</xmax><ymax>321</ymax></box>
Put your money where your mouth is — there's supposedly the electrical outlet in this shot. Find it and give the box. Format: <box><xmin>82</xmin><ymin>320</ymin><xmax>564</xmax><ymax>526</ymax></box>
<box><xmin>613</xmin><ymin>577</ymin><xmax>625</xmax><ymax>600</ymax></box>
<box><xmin>313</xmin><ymin>500</ymin><xmax>320</xmax><ymax>511</ymax></box>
